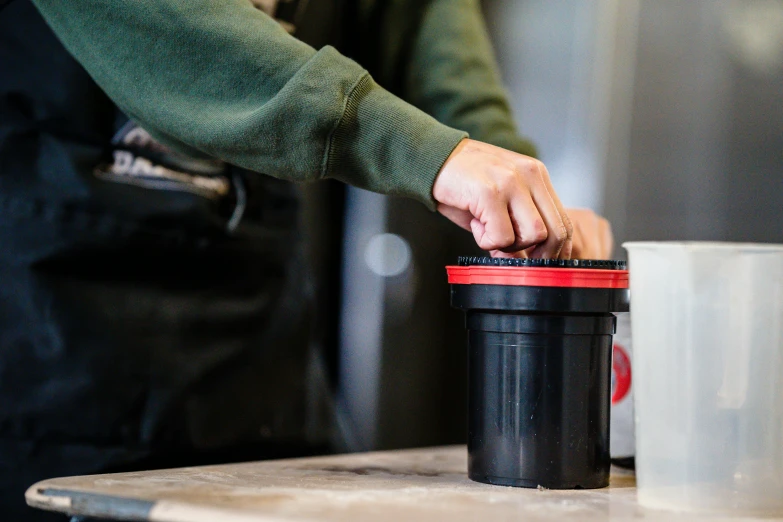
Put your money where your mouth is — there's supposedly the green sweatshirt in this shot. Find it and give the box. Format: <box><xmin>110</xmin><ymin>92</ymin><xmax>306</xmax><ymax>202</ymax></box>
<box><xmin>30</xmin><ymin>0</ymin><xmax>535</xmax><ymax>211</ymax></box>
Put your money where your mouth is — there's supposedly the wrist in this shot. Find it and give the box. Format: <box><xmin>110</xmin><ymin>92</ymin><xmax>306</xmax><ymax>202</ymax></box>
<box><xmin>325</xmin><ymin>74</ymin><xmax>467</xmax><ymax>211</ymax></box>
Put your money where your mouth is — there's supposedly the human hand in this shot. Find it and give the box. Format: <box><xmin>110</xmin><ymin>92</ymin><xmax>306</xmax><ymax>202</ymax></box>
<box><xmin>567</xmin><ymin>208</ymin><xmax>614</xmax><ymax>260</ymax></box>
<box><xmin>432</xmin><ymin>139</ymin><xmax>573</xmax><ymax>259</ymax></box>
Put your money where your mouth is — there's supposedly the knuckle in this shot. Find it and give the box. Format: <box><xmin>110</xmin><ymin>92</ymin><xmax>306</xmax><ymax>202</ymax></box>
<box><xmin>535</xmin><ymin>159</ymin><xmax>551</xmax><ymax>179</ymax></box>
<box><xmin>532</xmin><ymin>219</ymin><xmax>548</xmax><ymax>243</ymax></box>
<box><xmin>519</xmin><ymin>158</ymin><xmax>545</xmax><ymax>179</ymax></box>
<box><xmin>533</xmin><ymin>231</ymin><xmax>548</xmax><ymax>244</ymax></box>
<box><xmin>500</xmin><ymin>233</ymin><xmax>516</xmax><ymax>248</ymax></box>
<box><xmin>517</xmin><ymin>159</ymin><xmax>540</xmax><ymax>179</ymax></box>
<box><xmin>495</xmin><ymin>231</ymin><xmax>516</xmax><ymax>248</ymax></box>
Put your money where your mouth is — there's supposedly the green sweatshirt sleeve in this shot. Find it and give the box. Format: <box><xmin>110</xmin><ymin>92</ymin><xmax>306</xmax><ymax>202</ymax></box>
<box><xmin>405</xmin><ymin>0</ymin><xmax>537</xmax><ymax>158</ymax></box>
<box><xmin>29</xmin><ymin>0</ymin><xmax>467</xmax><ymax>209</ymax></box>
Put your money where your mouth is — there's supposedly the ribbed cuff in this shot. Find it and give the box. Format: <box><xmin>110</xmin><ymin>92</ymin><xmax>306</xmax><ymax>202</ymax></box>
<box><xmin>323</xmin><ymin>74</ymin><xmax>468</xmax><ymax>211</ymax></box>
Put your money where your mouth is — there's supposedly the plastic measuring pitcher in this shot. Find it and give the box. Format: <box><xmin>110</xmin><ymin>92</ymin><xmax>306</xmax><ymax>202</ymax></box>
<box><xmin>624</xmin><ymin>241</ymin><xmax>783</xmax><ymax>514</ymax></box>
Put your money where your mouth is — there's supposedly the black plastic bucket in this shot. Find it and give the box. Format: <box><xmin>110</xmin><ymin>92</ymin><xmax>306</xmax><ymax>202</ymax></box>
<box><xmin>448</xmin><ymin>257</ymin><xmax>630</xmax><ymax>489</ymax></box>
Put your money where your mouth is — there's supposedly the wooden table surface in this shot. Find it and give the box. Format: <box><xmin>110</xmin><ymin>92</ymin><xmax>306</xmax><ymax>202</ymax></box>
<box><xmin>26</xmin><ymin>446</ymin><xmax>781</xmax><ymax>522</ymax></box>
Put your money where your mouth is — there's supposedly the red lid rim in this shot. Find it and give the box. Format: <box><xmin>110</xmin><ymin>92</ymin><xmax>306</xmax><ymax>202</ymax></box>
<box><xmin>446</xmin><ymin>265</ymin><xmax>629</xmax><ymax>289</ymax></box>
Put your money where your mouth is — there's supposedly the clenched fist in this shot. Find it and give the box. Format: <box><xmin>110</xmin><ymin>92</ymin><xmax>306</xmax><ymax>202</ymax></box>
<box><xmin>432</xmin><ymin>139</ymin><xmax>573</xmax><ymax>259</ymax></box>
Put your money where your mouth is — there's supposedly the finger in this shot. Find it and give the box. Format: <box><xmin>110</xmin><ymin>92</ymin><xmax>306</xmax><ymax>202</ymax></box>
<box><xmin>569</xmin><ymin>214</ymin><xmax>585</xmax><ymax>258</ymax></box>
<box><xmin>471</xmin><ymin>187</ymin><xmax>515</xmax><ymax>251</ymax></box>
<box><xmin>501</xmin><ymin>189</ymin><xmax>549</xmax><ymax>254</ymax></box>
<box><xmin>470</xmin><ymin>215</ymin><xmax>512</xmax><ymax>252</ymax></box>
<box><xmin>493</xmin><ymin>148</ymin><xmax>573</xmax><ymax>259</ymax></box>
<box><xmin>437</xmin><ymin>203</ymin><xmax>473</xmax><ymax>232</ymax></box>
<box><xmin>535</xmin><ymin>162</ymin><xmax>573</xmax><ymax>259</ymax></box>
<box><xmin>560</xmin><ymin>235</ymin><xmax>574</xmax><ymax>259</ymax></box>
<box><xmin>525</xmin><ymin>165</ymin><xmax>569</xmax><ymax>259</ymax></box>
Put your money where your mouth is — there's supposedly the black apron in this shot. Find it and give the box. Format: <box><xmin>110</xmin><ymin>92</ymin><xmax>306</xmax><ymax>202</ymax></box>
<box><xmin>0</xmin><ymin>1</ymin><xmax>341</xmax><ymax>520</ymax></box>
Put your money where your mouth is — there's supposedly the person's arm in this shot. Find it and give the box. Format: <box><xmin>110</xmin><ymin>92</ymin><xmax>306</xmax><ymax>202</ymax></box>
<box><xmin>30</xmin><ymin>0</ymin><xmax>466</xmax><ymax>207</ymax></box>
<box><xmin>31</xmin><ymin>0</ymin><xmax>572</xmax><ymax>258</ymax></box>
<box><xmin>404</xmin><ymin>0</ymin><xmax>537</xmax><ymax>158</ymax></box>
<box><xmin>395</xmin><ymin>0</ymin><xmax>568</xmax><ymax>256</ymax></box>
<box><xmin>402</xmin><ymin>0</ymin><xmax>613</xmax><ymax>259</ymax></box>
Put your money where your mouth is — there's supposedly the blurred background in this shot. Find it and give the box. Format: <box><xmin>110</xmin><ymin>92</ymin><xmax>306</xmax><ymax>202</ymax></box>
<box><xmin>304</xmin><ymin>0</ymin><xmax>783</xmax><ymax>453</ymax></box>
